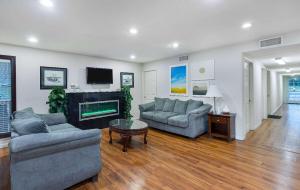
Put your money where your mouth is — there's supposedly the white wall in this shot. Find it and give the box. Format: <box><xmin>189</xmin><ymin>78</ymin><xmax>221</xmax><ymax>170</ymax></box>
<box><xmin>143</xmin><ymin>42</ymin><xmax>258</xmax><ymax>140</ymax></box>
<box><xmin>269</xmin><ymin>70</ymin><xmax>283</xmax><ymax>113</ymax></box>
<box><xmin>0</xmin><ymin>44</ymin><xmax>143</xmax><ymax>118</ymax></box>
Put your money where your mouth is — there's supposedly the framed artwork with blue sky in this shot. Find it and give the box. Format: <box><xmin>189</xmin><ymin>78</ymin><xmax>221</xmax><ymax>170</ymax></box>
<box><xmin>170</xmin><ymin>64</ymin><xmax>188</xmax><ymax>96</ymax></box>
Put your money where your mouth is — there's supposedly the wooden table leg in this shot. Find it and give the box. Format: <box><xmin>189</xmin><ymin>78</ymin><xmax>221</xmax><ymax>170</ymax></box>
<box><xmin>109</xmin><ymin>128</ymin><xmax>112</xmax><ymax>144</ymax></box>
<box><xmin>122</xmin><ymin>135</ymin><xmax>130</xmax><ymax>152</ymax></box>
<box><xmin>144</xmin><ymin>130</ymin><xmax>148</xmax><ymax>144</ymax></box>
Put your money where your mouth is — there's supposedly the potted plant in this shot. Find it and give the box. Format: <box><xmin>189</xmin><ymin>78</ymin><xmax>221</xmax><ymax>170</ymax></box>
<box><xmin>47</xmin><ymin>87</ymin><xmax>67</xmax><ymax>115</ymax></box>
<box><xmin>121</xmin><ymin>86</ymin><xmax>133</xmax><ymax>119</ymax></box>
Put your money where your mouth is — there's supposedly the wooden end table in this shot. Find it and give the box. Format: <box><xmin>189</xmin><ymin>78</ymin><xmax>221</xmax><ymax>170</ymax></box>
<box><xmin>109</xmin><ymin>119</ymin><xmax>148</xmax><ymax>152</ymax></box>
<box><xmin>208</xmin><ymin>112</ymin><xmax>236</xmax><ymax>142</ymax></box>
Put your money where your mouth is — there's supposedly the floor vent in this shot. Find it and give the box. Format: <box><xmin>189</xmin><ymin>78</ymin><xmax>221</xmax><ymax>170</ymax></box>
<box><xmin>259</xmin><ymin>37</ymin><xmax>282</xmax><ymax>48</ymax></box>
<box><xmin>179</xmin><ymin>55</ymin><xmax>188</xmax><ymax>62</ymax></box>
<box><xmin>268</xmin><ymin>115</ymin><xmax>282</xmax><ymax>119</ymax></box>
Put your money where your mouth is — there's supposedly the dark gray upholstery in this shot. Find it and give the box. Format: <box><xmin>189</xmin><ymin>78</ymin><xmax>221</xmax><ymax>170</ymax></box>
<box><xmin>173</xmin><ymin>100</ymin><xmax>188</xmax><ymax>114</ymax></box>
<box><xmin>139</xmin><ymin>98</ymin><xmax>212</xmax><ymax>138</ymax></box>
<box><xmin>186</xmin><ymin>100</ymin><xmax>203</xmax><ymax>113</ymax></box>
<box><xmin>9</xmin><ymin>108</ymin><xmax>101</xmax><ymax>190</ymax></box>
<box><xmin>162</xmin><ymin>99</ymin><xmax>176</xmax><ymax>112</ymax></box>
<box><xmin>11</xmin><ymin>117</ymin><xmax>48</xmax><ymax>135</ymax></box>
<box><xmin>154</xmin><ymin>97</ymin><xmax>166</xmax><ymax>111</ymax></box>
<box><xmin>153</xmin><ymin>111</ymin><xmax>178</xmax><ymax>124</ymax></box>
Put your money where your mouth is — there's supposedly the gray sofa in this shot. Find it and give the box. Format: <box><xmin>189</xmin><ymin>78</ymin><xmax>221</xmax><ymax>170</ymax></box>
<box><xmin>139</xmin><ymin>98</ymin><xmax>212</xmax><ymax>138</ymax></box>
<box><xmin>9</xmin><ymin>108</ymin><xmax>101</xmax><ymax>190</ymax></box>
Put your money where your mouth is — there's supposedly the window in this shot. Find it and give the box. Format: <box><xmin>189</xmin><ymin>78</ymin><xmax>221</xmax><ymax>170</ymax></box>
<box><xmin>288</xmin><ymin>77</ymin><xmax>300</xmax><ymax>103</ymax></box>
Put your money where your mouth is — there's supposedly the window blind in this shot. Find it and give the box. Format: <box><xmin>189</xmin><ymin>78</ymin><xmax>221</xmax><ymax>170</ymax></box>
<box><xmin>0</xmin><ymin>61</ymin><xmax>11</xmax><ymax>133</ymax></box>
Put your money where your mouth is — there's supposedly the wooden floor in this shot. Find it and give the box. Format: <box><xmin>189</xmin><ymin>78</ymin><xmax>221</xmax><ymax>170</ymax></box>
<box><xmin>1</xmin><ymin>104</ymin><xmax>300</xmax><ymax>190</ymax></box>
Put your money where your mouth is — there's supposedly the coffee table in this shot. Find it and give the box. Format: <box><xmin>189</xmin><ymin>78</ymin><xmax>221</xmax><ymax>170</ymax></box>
<box><xmin>109</xmin><ymin>119</ymin><xmax>148</xmax><ymax>152</ymax></box>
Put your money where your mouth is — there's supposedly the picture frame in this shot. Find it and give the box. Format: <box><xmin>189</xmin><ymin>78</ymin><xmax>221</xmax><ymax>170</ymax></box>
<box><xmin>40</xmin><ymin>66</ymin><xmax>68</xmax><ymax>89</ymax></box>
<box><xmin>191</xmin><ymin>81</ymin><xmax>209</xmax><ymax>97</ymax></box>
<box><xmin>170</xmin><ymin>63</ymin><xmax>188</xmax><ymax>96</ymax></box>
<box><xmin>190</xmin><ymin>60</ymin><xmax>214</xmax><ymax>81</ymax></box>
<box><xmin>120</xmin><ymin>72</ymin><xmax>134</xmax><ymax>88</ymax></box>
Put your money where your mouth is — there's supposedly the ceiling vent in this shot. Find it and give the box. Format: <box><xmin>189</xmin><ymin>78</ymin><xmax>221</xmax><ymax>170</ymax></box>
<box><xmin>259</xmin><ymin>37</ymin><xmax>282</xmax><ymax>48</ymax></box>
<box><xmin>179</xmin><ymin>55</ymin><xmax>188</xmax><ymax>62</ymax></box>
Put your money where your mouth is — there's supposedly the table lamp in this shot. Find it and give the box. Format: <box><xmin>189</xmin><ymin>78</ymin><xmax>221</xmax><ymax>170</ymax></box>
<box><xmin>206</xmin><ymin>85</ymin><xmax>223</xmax><ymax>113</ymax></box>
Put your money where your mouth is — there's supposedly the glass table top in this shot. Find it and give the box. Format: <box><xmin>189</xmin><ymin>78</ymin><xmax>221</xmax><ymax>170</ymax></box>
<box><xmin>109</xmin><ymin>119</ymin><xmax>148</xmax><ymax>130</ymax></box>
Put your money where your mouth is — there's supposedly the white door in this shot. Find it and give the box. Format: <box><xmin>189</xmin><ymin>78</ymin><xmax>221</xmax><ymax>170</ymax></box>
<box><xmin>267</xmin><ymin>70</ymin><xmax>272</xmax><ymax>115</ymax></box>
<box><xmin>143</xmin><ymin>70</ymin><xmax>157</xmax><ymax>103</ymax></box>
<box><xmin>261</xmin><ymin>68</ymin><xmax>268</xmax><ymax>119</ymax></box>
<box><xmin>243</xmin><ymin>60</ymin><xmax>254</xmax><ymax>134</ymax></box>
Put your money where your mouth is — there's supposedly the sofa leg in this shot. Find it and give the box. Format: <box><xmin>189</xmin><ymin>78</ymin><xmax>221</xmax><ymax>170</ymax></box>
<box><xmin>91</xmin><ymin>174</ymin><xmax>98</xmax><ymax>182</ymax></box>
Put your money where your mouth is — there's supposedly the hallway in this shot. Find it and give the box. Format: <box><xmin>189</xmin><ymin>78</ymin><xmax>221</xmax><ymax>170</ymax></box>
<box><xmin>246</xmin><ymin>104</ymin><xmax>300</xmax><ymax>153</ymax></box>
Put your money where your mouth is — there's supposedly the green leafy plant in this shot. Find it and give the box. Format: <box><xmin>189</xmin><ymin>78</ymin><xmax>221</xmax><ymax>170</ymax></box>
<box><xmin>47</xmin><ymin>87</ymin><xmax>67</xmax><ymax>115</ymax></box>
<box><xmin>121</xmin><ymin>86</ymin><xmax>133</xmax><ymax>119</ymax></box>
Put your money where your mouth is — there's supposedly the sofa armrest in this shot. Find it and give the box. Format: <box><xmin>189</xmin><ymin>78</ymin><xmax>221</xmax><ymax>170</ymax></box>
<box><xmin>188</xmin><ymin>104</ymin><xmax>212</xmax><ymax>117</ymax></box>
<box><xmin>9</xmin><ymin>129</ymin><xmax>101</xmax><ymax>162</ymax></box>
<box><xmin>38</xmin><ymin>113</ymin><xmax>67</xmax><ymax>126</ymax></box>
<box><xmin>139</xmin><ymin>102</ymin><xmax>155</xmax><ymax>112</ymax></box>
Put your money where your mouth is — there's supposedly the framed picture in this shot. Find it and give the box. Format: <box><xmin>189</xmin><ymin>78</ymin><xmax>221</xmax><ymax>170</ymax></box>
<box><xmin>191</xmin><ymin>81</ymin><xmax>209</xmax><ymax>97</ymax></box>
<box><xmin>190</xmin><ymin>60</ymin><xmax>214</xmax><ymax>81</ymax></box>
<box><xmin>170</xmin><ymin>64</ymin><xmax>188</xmax><ymax>96</ymax></box>
<box><xmin>120</xmin><ymin>72</ymin><xmax>134</xmax><ymax>88</ymax></box>
<box><xmin>40</xmin><ymin>67</ymin><xmax>68</xmax><ymax>89</ymax></box>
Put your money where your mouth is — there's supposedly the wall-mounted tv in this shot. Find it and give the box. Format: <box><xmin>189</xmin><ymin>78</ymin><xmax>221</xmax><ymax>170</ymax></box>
<box><xmin>86</xmin><ymin>67</ymin><xmax>113</xmax><ymax>84</ymax></box>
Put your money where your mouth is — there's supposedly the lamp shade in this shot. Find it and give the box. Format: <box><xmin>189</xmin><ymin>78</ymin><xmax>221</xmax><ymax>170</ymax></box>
<box><xmin>206</xmin><ymin>85</ymin><xmax>223</xmax><ymax>98</ymax></box>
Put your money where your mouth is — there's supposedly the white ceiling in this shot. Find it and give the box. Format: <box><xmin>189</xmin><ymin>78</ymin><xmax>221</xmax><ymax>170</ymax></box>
<box><xmin>244</xmin><ymin>44</ymin><xmax>300</xmax><ymax>71</ymax></box>
<box><xmin>1</xmin><ymin>0</ymin><xmax>300</xmax><ymax>63</ymax></box>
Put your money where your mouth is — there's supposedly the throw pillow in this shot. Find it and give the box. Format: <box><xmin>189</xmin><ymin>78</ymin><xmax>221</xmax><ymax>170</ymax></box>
<box><xmin>11</xmin><ymin>117</ymin><xmax>48</xmax><ymax>136</ymax></box>
<box><xmin>173</xmin><ymin>100</ymin><xmax>188</xmax><ymax>114</ymax></box>
<box><xmin>13</xmin><ymin>107</ymin><xmax>36</xmax><ymax>119</ymax></box>
<box><xmin>154</xmin><ymin>97</ymin><xmax>166</xmax><ymax>111</ymax></box>
<box><xmin>186</xmin><ymin>100</ymin><xmax>203</xmax><ymax>113</ymax></box>
<box><xmin>162</xmin><ymin>99</ymin><xmax>176</xmax><ymax>112</ymax></box>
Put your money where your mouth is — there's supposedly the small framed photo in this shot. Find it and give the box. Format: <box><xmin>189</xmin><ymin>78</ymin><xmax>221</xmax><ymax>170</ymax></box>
<box><xmin>40</xmin><ymin>67</ymin><xmax>68</xmax><ymax>89</ymax></box>
<box><xmin>120</xmin><ymin>72</ymin><xmax>134</xmax><ymax>88</ymax></box>
<box><xmin>191</xmin><ymin>81</ymin><xmax>209</xmax><ymax>97</ymax></box>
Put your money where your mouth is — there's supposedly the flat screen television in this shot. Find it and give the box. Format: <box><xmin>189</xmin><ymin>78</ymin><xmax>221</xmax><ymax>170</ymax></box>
<box><xmin>86</xmin><ymin>67</ymin><xmax>113</xmax><ymax>84</ymax></box>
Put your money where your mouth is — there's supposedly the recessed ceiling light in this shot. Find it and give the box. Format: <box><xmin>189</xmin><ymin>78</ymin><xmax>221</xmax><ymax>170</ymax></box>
<box><xmin>129</xmin><ymin>28</ymin><xmax>138</xmax><ymax>35</ymax></box>
<box><xmin>130</xmin><ymin>54</ymin><xmax>136</xmax><ymax>60</ymax></box>
<box><xmin>169</xmin><ymin>42</ymin><xmax>179</xmax><ymax>49</ymax></box>
<box><xmin>242</xmin><ymin>22</ymin><xmax>252</xmax><ymax>29</ymax></box>
<box><xmin>39</xmin><ymin>0</ymin><xmax>54</xmax><ymax>8</ymax></box>
<box><xmin>274</xmin><ymin>57</ymin><xmax>286</xmax><ymax>65</ymax></box>
<box><xmin>286</xmin><ymin>68</ymin><xmax>292</xmax><ymax>73</ymax></box>
<box><xmin>27</xmin><ymin>36</ymin><xmax>39</xmax><ymax>43</ymax></box>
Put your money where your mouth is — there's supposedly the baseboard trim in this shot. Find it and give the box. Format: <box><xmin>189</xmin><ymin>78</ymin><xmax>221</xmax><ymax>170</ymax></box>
<box><xmin>271</xmin><ymin>103</ymin><xmax>283</xmax><ymax>115</ymax></box>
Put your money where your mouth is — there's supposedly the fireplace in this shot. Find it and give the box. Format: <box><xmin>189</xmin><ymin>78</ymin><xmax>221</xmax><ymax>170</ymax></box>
<box><xmin>79</xmin><ymin>100</ymin><xmax>119</xmax><ymax>121</ymax></box>
<box><xmin>66</xmin><ymin>91</ymin><xmax>124</xmax><ymax>129</ymax></box>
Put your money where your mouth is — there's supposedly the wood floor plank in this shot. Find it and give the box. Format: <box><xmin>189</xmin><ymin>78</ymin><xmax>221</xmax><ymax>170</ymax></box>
<box><xmin>1</xmin><ymin>104</ymin><xmax>300</xmax><ymax>190</ymax></box>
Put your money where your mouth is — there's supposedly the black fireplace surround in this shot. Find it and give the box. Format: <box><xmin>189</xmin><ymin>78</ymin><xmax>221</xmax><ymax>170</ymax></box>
<box><xmin>66</xmin><ymin>91</ymin><xmax>125</xmax><ymax>129</ymax></box>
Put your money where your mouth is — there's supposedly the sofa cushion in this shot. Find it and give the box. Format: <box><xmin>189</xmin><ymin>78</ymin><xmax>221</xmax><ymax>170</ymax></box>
<box><xmin>11</xmin><ymin>117</ymin><xmax>48</xmax><ymax>136</ymax></box>
<box><xmin>173</xmin><ymin>100</ymin><xmax>188</xmax><ymax>114</ymax></box>
<box><xmin>13</xmin><ymin>107</ymin><xmax>36</xmax><ymax>119</ymax></box>
<box><xmin>186</xmin><ymin>100</ymin><xmax>203</xmax><ymax>113</ymax></box>
<box><xmin>168</xmin><ymin>115</ymin><xmax>189</xmax><ymax>128</ymax></box>
<box><xmin>153</xmin><ymin>111</ymin><xmax>178</xmax><ymax>124</ymax></box>
<box><xmin>141</xmin><ymin>111</ymin><xmax>156</xmax><ymax>120</ymax></box>
<box><xmin>162</xmin><ymin>99</ymin><xmax>176</xmax><ymax>112</ymax></box>
<box><xmin>38</xmin><ymin>113</ymin><xmax>67</xmax><ymax>126</ymax></box>
<box><xmin>154</xmin><ymin>97</ymin><xmax>166</xmax><ymax>111</ymax></box>
<box><xmin>48</xmin><ymin>123</ymin><xmax>81</xmax><ymax>133</ymax></box>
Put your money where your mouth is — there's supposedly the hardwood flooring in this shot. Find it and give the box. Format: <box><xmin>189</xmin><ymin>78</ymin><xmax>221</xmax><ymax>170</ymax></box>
<box><xmin>1</xmin><ymin>104</ymin><xmax>300</xmax><ymax>190</ymax></box>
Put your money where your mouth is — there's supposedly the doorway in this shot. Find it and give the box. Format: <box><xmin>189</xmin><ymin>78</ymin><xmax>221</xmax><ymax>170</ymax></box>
<box><xmin>288</xmin><ymin>77</ymin><xmax>300</xmax><ymax>104</ymax></box>
<box><xmin>0</xmin><ymin>55</ymin><xmax>16</xmax><ymax>138</ymax></box>
<box><xmin>143</xmin><ymin>70</ymin><xmax>157</xmax><ymax>103</ymax></box>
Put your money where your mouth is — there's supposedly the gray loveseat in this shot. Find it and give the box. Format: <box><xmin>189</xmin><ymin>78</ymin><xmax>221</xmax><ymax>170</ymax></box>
<box><xmin>9</xmin><ymin>108</ymin><xmax>101</xmax><ymax>190</ymax></box>
<box><xmin>139</xmin><ymin>98</ymin><xmax>212</xmax><ymax>138</ymax></box>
